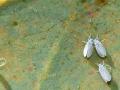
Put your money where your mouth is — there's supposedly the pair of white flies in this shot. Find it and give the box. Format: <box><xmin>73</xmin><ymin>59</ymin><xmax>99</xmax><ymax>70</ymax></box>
<box><xmin>83</xmin><ymin>35</ymin><xmax>106</xmax><ymax>58</ymax></box>
<box><xmin>83</xmin><ymin>35</ymin><xmax>111</xmax><ymax>83</ymax></box>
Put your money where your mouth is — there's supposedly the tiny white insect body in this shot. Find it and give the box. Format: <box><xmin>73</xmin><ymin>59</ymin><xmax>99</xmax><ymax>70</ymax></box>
<box><xmin>98</xmin><ymin>62</ymin><xmax>111</xmax><ymax>83</ymax></box>
<box><xmin>93</xmin><ymin>36</ymin><xmax>106</xmax><ymax>58</ymax></box>
<box><xmin>83</xmin><ymin>36</ymin><xmax>94</xmax><ymax>58</ymax></box>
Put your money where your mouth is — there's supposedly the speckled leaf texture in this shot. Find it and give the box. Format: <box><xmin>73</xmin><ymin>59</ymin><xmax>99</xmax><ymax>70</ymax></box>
<box><xmin>0</xmin><ymin>0</ymin><xmax>120</xmax><ymax>90</ymax></box>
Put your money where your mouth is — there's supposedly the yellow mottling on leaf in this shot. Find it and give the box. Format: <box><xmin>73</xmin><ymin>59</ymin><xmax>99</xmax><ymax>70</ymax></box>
<box><xmin>63</xmin><ymin>20</ymin><xmax>69</xmax><ymax>29</ymax></box>
<box><xmin>83</xmin><ymin>2</ymin><xmax>90</xmax><ymax>9</ymax></box>
<box><xmin>69</xmin><ymin>12</ymin><xmax>77</xmax><ymax>21</ymax></box>
<box><xmin>35</xmin><ymin>42</ymin><xmax>60</xmax><ymax>90</ymax></box>
<box><xmin>0</xmin><ymin>0</ymin><xmax>7</xmax><ymax>6</ymax></box>
<box><xmin>0</xmin><ymin>27</ymin><xmax>7</xmax><ymax>37</ymax></box>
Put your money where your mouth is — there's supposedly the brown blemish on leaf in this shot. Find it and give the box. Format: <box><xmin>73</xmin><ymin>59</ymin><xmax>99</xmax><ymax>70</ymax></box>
<box><xmin>88</xmin><ymin>70</ymin><xmax>96</xmax><ymax>75</ymax></box>
<box><xmin>0</xmin><ymin>49</ymin><xmax>15</xmax><ymax>60</ymax></box>
<box><xmin>12</xmin><ymin>74</ymin><xmax>23</xmax><ymax>83</ymax></box>
<box><xmin>81</xmin><ymin>0</ymin><xmax>87</xmax><ymax>3</ymax></box>
<box><xmin>69</xmin><ymin>51</ymin><xmax>73</xmax><ymax>55</ymax></box>
<box><xmin>0</xmin><ymin>27</ymin><xmax>7</xmax><ymax>37</ymax></box>
<box><xmin>83</xmin><ymin>2</ymin><xmax>91</xmax><ymax>10</ymax></box>
<box><xmin>27</xmin><ymin>62</ymin><xmax>34</xmax><ymax>72</ymax></box>
<box><xmin>16</xmin><ymin>23</ymin><xmax>28</xmax><ymax>37</ymax></box>
<box><xmin>27</xmin><ymin>66</ymin><xmax>34</xmax><ymax>72</ymax></box>
<box><xmin>95</xmin><ymin>0</ymin><xmax>108</xmax><ymax>6</ymax></box>
<box><xmin>12</xmin><ymin>75</ymin><xmax>18</xmax><ymax>80</ymax></box>
<box><xmin>62</xmin><ymin>20</ymin><xmax>69</xmax><ymax>29</ymax></box>
<box><xmin>13</xmin><ymin>39</ymin><xmax>27</xmax><ymax>50</ymax></box>
<box><xmin>60</xmin><ymin>60</ymin><xmax>65</xmax><ymax>65</ymax></box>
<box><xmin>12</xmin><ymin>21</ymin><xmax>18</xmax><ymax>26</ymax></box>
<box><xmin>69</xmin><ymin>12</ymin><xmax>77</xmax><ymax>21</ymax></box>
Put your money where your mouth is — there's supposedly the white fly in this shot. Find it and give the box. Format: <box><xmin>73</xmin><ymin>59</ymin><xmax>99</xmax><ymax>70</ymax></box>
<box><xmin>98</xmin><ymin>61</ymin><xmax>111</xmax><ymax>83</ymax></box>
<box><xmin>94</xmin><ymin>36</ymin><xmax>106</xmax><ymax>58</ymax></box>
<box><xmin>83</xmin><ymin>36</ymin><xmax>94</xmax><ymax>58</ymax></box>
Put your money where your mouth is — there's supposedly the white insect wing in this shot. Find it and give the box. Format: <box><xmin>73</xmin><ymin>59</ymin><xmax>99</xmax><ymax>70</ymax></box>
<box><xmin>83</xmin><ymin>39</ymin><xmax>93</xmax><ymax>58</ymax></box>
<box><xmin>94</xmin><ymin>39</ymin><xmax>106</xmax><ymax>57</ymax></box>
<box><xmin>99</xmin><ymin>64</ymin><xmax>111</xmax><ymax>83</ymax></box>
